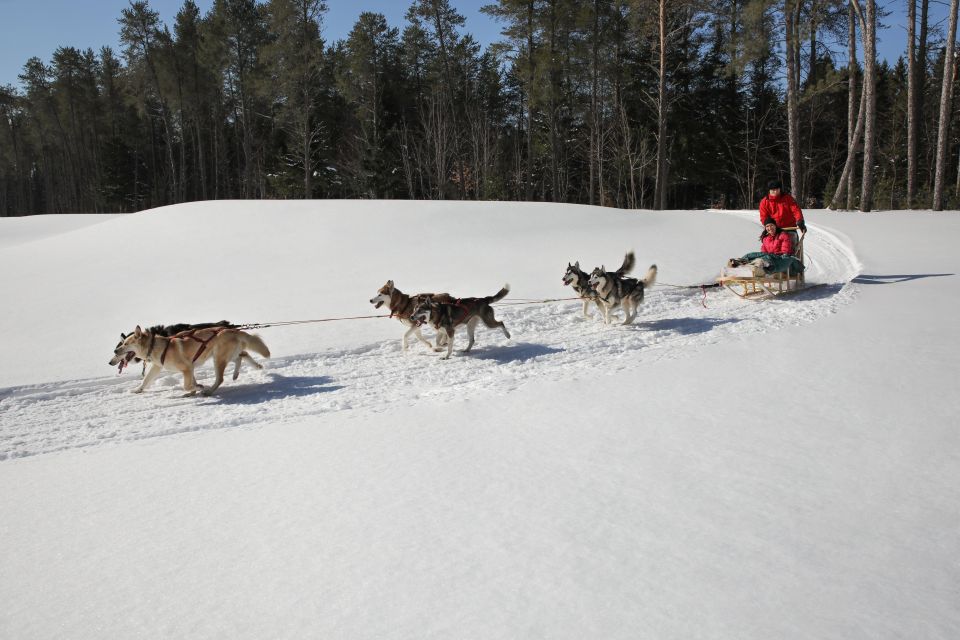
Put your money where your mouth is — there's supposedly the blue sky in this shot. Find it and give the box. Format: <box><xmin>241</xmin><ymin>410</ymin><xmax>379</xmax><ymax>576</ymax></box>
<box><xmin>0</xmin><ymin>0</ymin><xmax>948</xmax><ymax>89</ymax></box>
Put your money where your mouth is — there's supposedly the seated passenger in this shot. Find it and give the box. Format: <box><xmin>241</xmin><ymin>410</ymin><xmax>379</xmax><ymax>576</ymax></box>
<box><xmin>726</xmin><ymin>219</ymin><xmax>804</xmax><ymax>275</ymax></box>
<box><xmin>760</xmin><ymin>219</ymin><xmax>793</xmax><ymax>256</ymax></box>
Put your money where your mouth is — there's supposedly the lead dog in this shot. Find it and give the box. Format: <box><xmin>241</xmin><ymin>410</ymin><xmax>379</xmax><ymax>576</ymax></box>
<box><xmin>110</xmin><ymin>325</ymin><xmax>270</xmax><ymax>396</ymax></box>
<box><xmin>410</xmin><ymin>285</ymin><xmax>511</xmax><ymax>359</ymax></box>
<box><xmin>112</xmin><ymin>321</ymin><xmax>262</xmax><ymax>378</ymax></box>
<box><xmin>370</xmin><ymin>280</ymin><xmax>453</xmax><ymax>351</ymax></box>
<box><xmin>588</xmin><ymin>259</ymin><xmax>657</xmax><ymax>325</ymax></box>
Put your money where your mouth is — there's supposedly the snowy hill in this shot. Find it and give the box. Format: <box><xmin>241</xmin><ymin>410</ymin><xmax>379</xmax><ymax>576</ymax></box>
<box><xmin>1</xmin><ymin>202</ymin><xmax>958</xmax><ymax>639</ymax></box>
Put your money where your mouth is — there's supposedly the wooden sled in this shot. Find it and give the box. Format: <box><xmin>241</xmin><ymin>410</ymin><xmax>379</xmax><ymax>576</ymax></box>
<box><xmin>718</xmin><ymin>228</ymin><xmax>806</xmax><ymax>300</ymax></box>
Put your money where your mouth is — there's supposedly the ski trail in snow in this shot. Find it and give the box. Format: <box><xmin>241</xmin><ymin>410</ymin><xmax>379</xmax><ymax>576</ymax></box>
<box><xmin>0</xmin><ymin>220</ymin><xmax>860</xmax><ymax>460</ymax></box>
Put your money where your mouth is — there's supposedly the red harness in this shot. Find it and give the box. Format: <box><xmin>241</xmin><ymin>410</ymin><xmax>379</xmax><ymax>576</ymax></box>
<box><xmin>154</xmin><ymin>327</ymin><xmax>234</xmax><ymax>365</ymax></box>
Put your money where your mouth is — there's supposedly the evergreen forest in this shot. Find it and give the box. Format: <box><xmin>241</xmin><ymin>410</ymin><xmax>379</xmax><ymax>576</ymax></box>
<box><xmin>0</xmin><ymin>0</ymin><xmax>956</xmax><ymax>215</ymax></box>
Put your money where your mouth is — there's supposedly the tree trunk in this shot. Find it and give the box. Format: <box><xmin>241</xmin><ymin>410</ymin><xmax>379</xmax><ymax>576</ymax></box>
<box><xmin>654</xmin><ymin>0</ymin><xmax>668</xmax><ymax>210</ymax></box>
<box><xmin>842</xmin><ymin>0</ymin><xmax>858</xmax><ymax>209</ymax></box>
<box><xmin>526</xmin><ymin>1</ymin><xmax>535</xmax><ymax>202</ymax></box>
<box><xmin>785</xmin><ymin>0</ymin><xmax>802</xmax><ymax>201</ymax></box>
<box><xmin>907</xmin><ymin>0</ymin><xmax>918</xmax><ymax>207</ymax></box>
<box><xmin>859</xmin><ymin>0</ymin><xmax>877</xmax><ymax>212</ymax></box>
<box><xmin>933</xmin><ymin>0</ymin><xmax>960</xmax><ymax>210</ymax></box>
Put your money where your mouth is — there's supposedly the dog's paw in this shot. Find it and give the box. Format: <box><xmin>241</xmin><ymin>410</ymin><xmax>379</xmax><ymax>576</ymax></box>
<box><xmin>131</xmin><ymin>387</ymin><xmax>144</xmax><ymax>394</ymax></box>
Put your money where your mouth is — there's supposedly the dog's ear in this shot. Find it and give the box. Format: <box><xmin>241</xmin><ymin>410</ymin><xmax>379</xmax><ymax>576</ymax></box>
<box><xmin>120</xmin><ymin>332</ymin><xmax>128</xmax><ymax>339</ymax></box>
<box><xmin>135</xmin><ymin>325</ymin><xmax>143</xmax><ymax>337</ymax></box>
<box><xmin>387</xmin><ymin>279</ymin><xmax>394</xmax><ymax>288</ymax></box>
<box><xmin>601</xmin><ymin>265</ymin><xmax>606</xmax><ymax>271</ymax></box>
<box><xmin>574</xmin><ymin>261</ymin><xmax>579</xmax><ymax>269</ymax></box>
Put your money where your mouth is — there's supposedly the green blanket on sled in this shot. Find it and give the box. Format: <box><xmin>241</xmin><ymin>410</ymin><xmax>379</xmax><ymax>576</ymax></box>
<box><xmin>740</xmin><ymin>252</ymin><xmax>804</xmax><ymax>275</ymax></box>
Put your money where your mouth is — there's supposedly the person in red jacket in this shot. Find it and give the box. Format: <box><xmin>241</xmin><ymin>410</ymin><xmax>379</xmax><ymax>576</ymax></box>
<box><xmin>760</xmin><ymin>219</ymin><xmax>793</xmax><ymax>255</ymax></box>
<box><xmin>759</xmin><ymin>180</ymin><xmax>807</xmax><ymax>233</ymax></box>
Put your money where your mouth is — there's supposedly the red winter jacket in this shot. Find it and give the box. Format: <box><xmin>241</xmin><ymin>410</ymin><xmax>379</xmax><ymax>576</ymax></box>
<box><xmin>761</xmin><ymin>231</ymin><xmax>794</xmax><ymax>255</ymax></box>
<box><xmin>759</xmin><ymin>193</ymin><xmax>804</xmax><ymax>228</ymax></box>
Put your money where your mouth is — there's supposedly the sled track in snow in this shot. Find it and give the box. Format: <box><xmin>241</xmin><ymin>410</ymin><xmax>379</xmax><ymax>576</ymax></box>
<box><xmin>0</xmin><ymin>223</ymin><xmax>861</xmax><ymax>460</ymax></box>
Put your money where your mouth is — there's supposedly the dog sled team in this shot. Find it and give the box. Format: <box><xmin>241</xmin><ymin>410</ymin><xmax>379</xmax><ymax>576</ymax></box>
<box><xmin>110</xmin><ymin>178</ymin><xmax>810</xmax><ymax>395</ymax></box>
<box><xmin>109</xmin><ymin>250</ymin><xmax>656</xmax><ymax>396</ymax></box>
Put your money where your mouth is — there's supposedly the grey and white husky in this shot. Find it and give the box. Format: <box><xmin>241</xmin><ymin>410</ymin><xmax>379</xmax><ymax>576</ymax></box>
<box><xmin>410</xmin><ymin>285</ymin><xmax>511</xmax><ymax>359</ymax></box>
<box><xmin>588</xmin><ymin>252</ymin><xmax>657</xmax><ymax>325</ymax></box>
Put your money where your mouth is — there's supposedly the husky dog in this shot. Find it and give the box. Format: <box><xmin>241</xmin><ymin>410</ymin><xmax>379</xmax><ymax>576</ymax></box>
<box><xmin>410</xmin><ymin>285</ymin><xmax>511</xmax><ymax>359</ymax></box>
<box><xmin>111</xmin><ymin>320</ymin><xmax>262</xmax><ymax>378</ymax></box>
<box><xmin>110</xmin><ymin>325</ymin><xmax>270</xmax><ymax>396</ymax></box>
<box><xmin>588</xmin><ymin>255</ymin><xmax>657</xmax><ymax>325</ymax></box>
<box><xmin>579</xmin><ymin>251</ymin><xmax>635</xmax><ymax>322</ymax></box>
<box><xmin>370</xmin><ymin>280</ymin><xmax>454</xmax><ymax>351</ymax></box>
<box><xmin>562</xmin><ymin>261</ymin><xmax>600</xmax><ymax>318</ymax></box>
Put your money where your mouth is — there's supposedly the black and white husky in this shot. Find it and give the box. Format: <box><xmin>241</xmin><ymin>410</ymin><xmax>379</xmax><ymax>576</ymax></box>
<box><xmin>562</xmin><ymin>261</ymin><xmax>601</xmax><ymax>318</ymax></box>
<box><xmin>588</xmin><ymin>253</ymin><xmax>657</xmax><ymax>325</ymax></box>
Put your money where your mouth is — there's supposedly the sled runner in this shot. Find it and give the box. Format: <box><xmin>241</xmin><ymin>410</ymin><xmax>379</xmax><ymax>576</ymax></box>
<box><xmin>717</xmin><ymin>228</ymin><xmax>806</xmax><ymax>299</ymax></box>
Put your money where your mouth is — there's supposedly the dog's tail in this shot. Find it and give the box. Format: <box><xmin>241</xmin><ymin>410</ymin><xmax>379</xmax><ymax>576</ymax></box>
<box><xmin>487</xmin><ymin>284</ymin><xmax>510</xmax><ymax>303</ymax></box>
<box><xmin>616</xmin><ymin>251</ymin><xmax>635</xmax><ymax>276</ymax></box>
<box><xmin>242</xmin><ymin>333</ymin><xmax>271</xmax><ymax>359</ymax></box>
<box><xmin>641</xmin><ymin>264</ymin><xmax>657</xmax><ymax>287</ymax></box>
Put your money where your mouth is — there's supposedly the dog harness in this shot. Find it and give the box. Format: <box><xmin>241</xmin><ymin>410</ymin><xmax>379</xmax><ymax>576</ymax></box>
<box><xmin>147</xmin><ymin>327</ymin><xmax>234</xmax><ymax>365</ymax></box>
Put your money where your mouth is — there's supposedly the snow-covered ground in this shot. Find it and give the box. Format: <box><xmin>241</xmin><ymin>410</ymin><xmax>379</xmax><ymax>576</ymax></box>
<box><xmin>1</xmin><ymin>202</ymin><xmax>958</xmax><ymax>639</ymax></box>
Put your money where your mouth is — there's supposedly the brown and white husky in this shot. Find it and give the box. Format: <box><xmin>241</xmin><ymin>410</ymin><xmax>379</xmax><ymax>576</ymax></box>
<box><xmin>110</xmin><ymin>325</ymin><xmax>270</xmax><ymax>396</ymax></box>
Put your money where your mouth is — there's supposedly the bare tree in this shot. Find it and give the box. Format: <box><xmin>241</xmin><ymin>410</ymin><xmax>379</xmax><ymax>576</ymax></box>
<box><xmin>907</xmin><ymin>0</ymin><xmax>918</xmax><ymax>206</ymax></box>
<box><xmin>829</xmin><ymin>0</ymin><xmax>866</xmax><ymax>210</ymax></box>
<box><xmin>858</xmin><ymin>0</ymin><xmax>876</xmax><ymax>211</ymax></box>
<box><xmin>933</xmin><ymin>0</ymin><xmax>960</xmax><ymax>210</ymax></box>
<box><xmin>654</xmin><ymin>0</ymin><xmax>668</xmax><ymax>210</ymax></box>
<box><xmin>784</xmin><ymin>0</ymin><xmax>802</xmax><ymax>200</ymax></box>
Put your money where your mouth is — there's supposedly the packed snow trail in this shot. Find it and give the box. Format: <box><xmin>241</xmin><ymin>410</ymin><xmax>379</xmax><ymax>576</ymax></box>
<box><xmin>0</xmin><ymin>222</ymin><xmax>858</xmax><ymax>460</ymax></box>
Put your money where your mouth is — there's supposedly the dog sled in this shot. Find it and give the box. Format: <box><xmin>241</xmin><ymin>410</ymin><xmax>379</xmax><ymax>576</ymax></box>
<box><xmin>717</xmin><ymin>228</ymin><xmax>806</xmax><ymax>299</ymax></box>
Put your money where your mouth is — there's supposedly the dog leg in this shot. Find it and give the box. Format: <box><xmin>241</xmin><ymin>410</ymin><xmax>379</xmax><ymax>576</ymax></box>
<box><xmin>480</xmin><ymin>309</ymin><xmax>510</xmax><ymax>340</ymax></box>
<box><xmin>134</xmin><ymin>363</ymin><xmax>164</xmax><ymax>393</ymax></box>
<box><xmin>203</xmin><ymin>357</ymin><xmax>228</xmax><ymax>396</ymax></box>
<box><xmin>234</xmin><ymin>352</ymin><xmax>261</xmax><ymax>379</ymax></box>
<box><xmin>433</xmin><ymin>329</ymin><xmax>449</xmax><ymax>352</ymax></box>
<box><xmin>441</xmin><ymin>328</ymin><xmax>455</xmax><ymax>359</ymax></box>
<box><xmin>242</xmin><ymin>352</ymin><xmax>262</xmax><ymax>369</ymax></box>
<box><xmin>413</xmin><ymin>326</ymin><xmax>435</xmax><ymax>351</ymax></box>
<box><xmin>581</xmin><ymin>299</ymin><xmax>593</xmax><ymax>318</ymax></box>
<box><xmin>181</xmin><ymin>367</ymin><xmax>200</xmax><ymax>396</ymax></box>
<box><xmin>461</xmin><ymin>317</ymin><xmax>479</xmax><ymax>353</ymax></box>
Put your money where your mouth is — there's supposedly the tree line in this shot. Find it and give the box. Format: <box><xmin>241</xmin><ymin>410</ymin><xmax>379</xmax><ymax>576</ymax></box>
<box><xmin>0</xmin><ymin>0</ymin><xmax>958</xmax><ymax>216</ymax></box>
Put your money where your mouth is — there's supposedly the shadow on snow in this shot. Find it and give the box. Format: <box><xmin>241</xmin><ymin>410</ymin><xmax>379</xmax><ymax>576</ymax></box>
<box><xmin>852</xmin><ymin>273</ymin><xmax>954</xmax><ymax>285</ymax></box>
<box><xmin>204</xmin><ymin>373</ymin><xmax>343</xmax><ymax>405</ymax></box>
<box><xmin>467</xmin><ymin>342</ymin><xmax>565</xmax><ymax>363</ymax></box>
<box><xmin>636</xmin><ymin>317</ymin><xmax>741</xmax><ymax>335</ymax></box>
